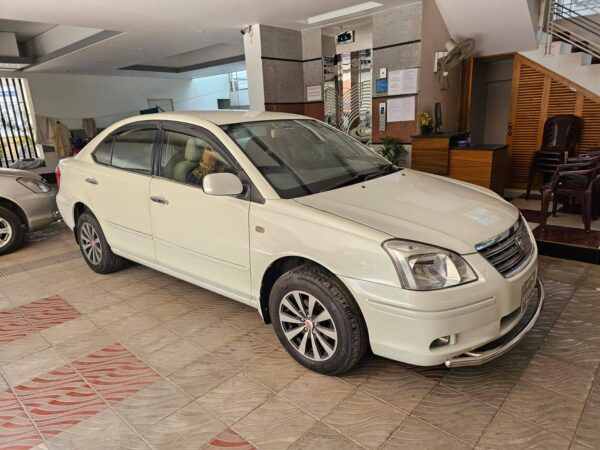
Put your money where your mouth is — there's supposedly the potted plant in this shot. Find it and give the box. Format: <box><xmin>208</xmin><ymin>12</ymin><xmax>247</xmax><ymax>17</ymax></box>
<box><xmin>418</xmin><ymin>111</ymin><xmax>433</xmax><ymax>135</ymax></box>
<box><xmin>377</xmin><ymin>135</ymin><xmax>409</xmax><ymax>167</ymax></box>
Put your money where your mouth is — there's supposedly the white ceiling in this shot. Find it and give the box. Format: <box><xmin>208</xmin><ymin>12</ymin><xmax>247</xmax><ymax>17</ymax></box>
<box><xmin>435</xmin><ymin>0</ymin><xmax>539</xmax><ymax>56</ymax></box>
<box><xmin>0</xmin><ymin>0</ymin><xmax>416</xmax><ymax>77</ymax></box>
<box><xmin>0</xmin><ymin>19</ymin><xmax>55</xmax><ymax>42</ymax></box>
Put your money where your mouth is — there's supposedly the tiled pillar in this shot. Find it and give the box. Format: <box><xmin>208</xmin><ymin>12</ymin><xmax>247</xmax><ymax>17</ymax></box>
<box><xmin>371</xmin><ymin>2</ymin><xmax>423</xmax><ymax>144</ymax></box>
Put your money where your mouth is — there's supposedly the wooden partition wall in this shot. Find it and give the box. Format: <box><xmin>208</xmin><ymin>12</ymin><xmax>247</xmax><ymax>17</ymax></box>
<box><xmin>507</xmin><ymin>54</ymin><xmax>600</xmax><ymax>188</ymax></box>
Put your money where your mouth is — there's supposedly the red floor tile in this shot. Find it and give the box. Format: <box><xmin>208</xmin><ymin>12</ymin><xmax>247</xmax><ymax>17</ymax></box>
<box><xmin>0</xmin><ymin>310</ymin><xmax>35</xmax><ymax>345</ymax></box>
<box><xmin>205</xmin><ymin>428</ymin><xmax>255</xmax><ymax>449</ymax></box>
<box><xmin>18</xmin><ymin>296</ymin><xmax>81</xmax><ymax>330</ymax></box>
<box><xmin>72</xmin><ymin>343</ymin><xmax>160</xmax><ymax>404</ymax></box>
<box><xmin>14</xmin><ymin>367</ymin><xmax>106</xmax><ymax>439</ymax></box>
<box><xmin>0</xmin><ymin>390</ymin><xmax>43</xmax><ymax>449</ymax></box>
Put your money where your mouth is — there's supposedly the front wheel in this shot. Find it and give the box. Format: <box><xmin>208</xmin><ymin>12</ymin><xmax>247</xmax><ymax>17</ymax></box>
<box><xmin>269</xmin><ymin>264</ymin><xmax>368</xmax><ymax>375</ymax></box>
<box><xmin>0</xmin><ymin>206</ymin><xmax>24</xmax><ymax>256</ymax></box>
<box><xmin>77</xmin><ymin>212</ymin><xmax>124</xmax><ymax>274</ymax></box>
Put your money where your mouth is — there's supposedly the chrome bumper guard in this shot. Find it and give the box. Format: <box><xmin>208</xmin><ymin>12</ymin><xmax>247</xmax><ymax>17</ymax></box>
<box><xmin>445</xmin><ymin>277</ymin><xmax>544</xmax><ymax>368</ymax></box>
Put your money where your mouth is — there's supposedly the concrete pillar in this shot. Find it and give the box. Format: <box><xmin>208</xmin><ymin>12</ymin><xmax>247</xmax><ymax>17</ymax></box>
<box><xmin>243</xmin><ymin>24</ymin><xmax>265</xmax><ymax>111</ymax></box>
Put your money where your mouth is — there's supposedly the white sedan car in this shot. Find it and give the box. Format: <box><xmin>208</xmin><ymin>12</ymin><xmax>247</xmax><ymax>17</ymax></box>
<box><xmin>56</xmin><ymin>111</ymin><xmax>543</xmax><ymax>375</ymax></box>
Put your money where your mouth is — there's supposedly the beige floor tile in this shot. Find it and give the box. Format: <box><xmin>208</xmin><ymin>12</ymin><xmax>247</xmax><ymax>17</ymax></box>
<box><xmin>66</xmin><ymin>292</ymin><xmax>123</xmax><ymax>314</ymax></box>
<box><xmin>197</xmin><ymin>373</ymin><xmax>272</xmax><ymax>425</ymax></box>
<box><xmin>234</xmin><ymin>396</ymin><xmax>316</xmax><ymax>450</ymax></box>
<box><xmin>121</xmin><ymin>326</ymin><xmax>180</xmax><ymax>358</ymax></box>
<box><xmin>40</xmin><ymin>316</ymin><xmax>97</xmax><ymax>345</ymax></box>
<box><xmin>168</xmin><ymin>355</ymin><xmax>237</xmax><ymax>398</ymax></box>
<box><xmin>574</xmin><ymin>403</ymin><xmax>600</xmax><ymax>448</ymax></box>
<box><xmin>102</xmin><ymin>313</ymin><xmax>160</xmax><ymax>341</ymax></box>
<box><xmin>323</xmin><ymin>390</ymin><xmax>407</xmax><ymax>450</ymax></box>
<box><xmin>478</xmin><ymin>411</ymin><xmax>571</xmax><ymax>449</ymax></box>
<box><xmin>522</xmin><ymin>354</ymin><xmax>596</xmax><ymax>402</ymax></box>
<box><xmin>47</xmin><ymin>407</ymin><xmax>137</xmax><ymax>449</ymax></box>
<box><xmin>382</xmin><ymin>416</ymin><xmax>469</xmax><ymax>450</ymax></box>
<box><xmin>212</xmin><ymin>336</ymin><xmax>274</xmax><ymax>370</ymax></box>
<box><xmin>2</xmin><ymin>347</ymin><xmax>67</xmax><ymax>386</ymax></box>
<box><xmin>0</xmin><ymin>333</ymin><xmax>50</xmax><ymax>366</ymax></box>
<box><xmin>243</xmin><ymin>348</ymin><xmax>307</xmax><ymax>392</ymax></box>
<box><xmin>289</xmin><ymin>421</ymin><xmax>363</xmax><ymax>450</ymax></box>
<box><xmin>141</xmin><ymin>402</ymin><xmax>225</xmax><ymax>449</ymax></box>
<box><xmin>501</xmin><ymin>380</ymin><xmax>585</xmax><ymax>439</ymax></box>
<box><xmin>143</xmin><ymin>339</ymin><xmax>209</xmax><ymax>376</ymax></box>
<box><xmin>412</xmin><ymin>384</ymin><xmax>497</xmax><ymax>446</ymax></box>
<box><xmin>145</xmin><ymin>301</ymin><xmax>193</xmax><ymax>323</ymax></box>
<box><xmin>281</xmin><ymin>371</ymin><xmax>354</xmax><ymax>419</ymax></box>
<box><xmin>55</xmin><ymin>328</ymin><xmax>115</xmax><ymax>361</ymax></box>
<box><xmin>186</xmin><ymin>323</ymin><xmax>247</xmax><ymax>353</ymax></box>
<box><xmin>126</xmin><ymin>289</ymin><xmax>176</xmax><ymax>313</ymax></box>
<box><xmin>163</xmin><ymin>310</ymin><xmax>219</xmax><ymax>337</ymax></box>
<box><xmin>113</xmin><ymin>379</ymin><xmax>191</xmax><ymax>433</ymax></box>
<box><xmin>360</xmin><ymin>361</ymin><xmax>436</xmax><ymax>413</ymax></box>
<box><xmin>86</xmin><ymin>302</ymin><xmax>138</xmax><ymax>327</ymax></box>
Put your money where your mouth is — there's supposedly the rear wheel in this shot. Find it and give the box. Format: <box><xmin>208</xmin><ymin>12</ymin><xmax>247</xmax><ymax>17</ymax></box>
<box><xmin>0</xmin><ymin>207</ymin><xmax>24</xmax><ymax>256</ymax></box>
<box><xmin>269</xmin><ymin>264</ymin><xmax>368</xmax><ymax>375</ymax></box>
<box><xmin>77</xmin><ymin>212</ymin><xmax>124</xmax><ymax>274</ymax></box>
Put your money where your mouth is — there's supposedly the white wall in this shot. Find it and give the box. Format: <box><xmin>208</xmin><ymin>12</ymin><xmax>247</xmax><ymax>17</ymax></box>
<box><xmin>7</xmin><ymin>72</ymin><xmax>234</xmax><ymax>130</ymax></box>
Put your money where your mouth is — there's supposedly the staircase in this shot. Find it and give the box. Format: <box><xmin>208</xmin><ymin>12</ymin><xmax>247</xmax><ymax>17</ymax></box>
<box><xmin>520</xmin><ymin>0</ymin><xmax>600</xmax><ymax>95</ymax></box>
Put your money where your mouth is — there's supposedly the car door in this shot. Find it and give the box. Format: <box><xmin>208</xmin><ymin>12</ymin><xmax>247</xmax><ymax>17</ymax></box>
<box><xmin>149</xmin><ymin>123</ymin><xmax>251</xmax><ymax>301</ymax></box>
<box><xmin>85</xmin><ymin>123</ymin><xmax>159</xmax><ymax>261</ymax></box>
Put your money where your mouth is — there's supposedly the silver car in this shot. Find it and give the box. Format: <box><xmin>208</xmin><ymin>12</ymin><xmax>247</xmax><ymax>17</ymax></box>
<box><xmin>0</xmin><ymin>168</ymin><xmax>60</xmax><ymax>255</ymax></box>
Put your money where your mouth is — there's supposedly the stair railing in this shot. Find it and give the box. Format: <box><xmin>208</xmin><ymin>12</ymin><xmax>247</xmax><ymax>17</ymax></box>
<box><xmin>545</xmin><ymin>0</ymin><xmax>600</xmax><ymax>59</ymax></box>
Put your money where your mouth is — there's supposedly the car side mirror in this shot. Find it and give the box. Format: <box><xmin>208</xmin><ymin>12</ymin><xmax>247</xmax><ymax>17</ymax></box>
<box><xmin>203</xmin><ymin>172</ymin><xmax>244</xmax><ymax>196</ymax></box>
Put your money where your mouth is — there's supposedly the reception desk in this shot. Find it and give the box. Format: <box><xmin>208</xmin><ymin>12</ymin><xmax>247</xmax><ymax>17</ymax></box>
<box><xmin>411</xmin><ymin>134</ymin><xmax>508</xmax><ymax>195</ymax></box>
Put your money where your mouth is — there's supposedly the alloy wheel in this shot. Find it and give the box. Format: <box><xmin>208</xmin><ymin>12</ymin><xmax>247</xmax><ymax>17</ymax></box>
<box><xmin>0</xmin><ymin>218</ymin><xmax>13</xmax><ymax>249</ymax></box>
<box><xmin>279</xmin><ymin>290</ymin><xmax>338</xmax><ymax>361</ymax></box>
<box><xmin>80</xmin><ymin>222</ymin><xmax>103</xmax><ymax>265</ymax></box>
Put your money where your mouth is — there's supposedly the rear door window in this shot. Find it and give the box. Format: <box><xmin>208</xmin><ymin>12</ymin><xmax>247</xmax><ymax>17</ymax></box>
<box><xmin>111</xmin><ymin>129</ymin><xmax>157</xmax><ymax>174</ymax></box>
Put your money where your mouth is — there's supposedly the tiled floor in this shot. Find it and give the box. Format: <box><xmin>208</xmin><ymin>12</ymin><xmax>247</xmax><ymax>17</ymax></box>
<box><xmin>507</xmin><ymin>192</ymin><xmax>600</xmax><ymax>253</ymax></box>
<box><xmin>1</xmin><ymin>223</ymin><xmax>599</xmax><ymax>449</ymax></box>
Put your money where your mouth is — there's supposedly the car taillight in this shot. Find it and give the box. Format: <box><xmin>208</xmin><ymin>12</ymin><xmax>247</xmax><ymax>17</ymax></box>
<box><xmin>55</xmin><ymin>166</ymin><xmax>61</xmax><ymax>190</ymax></box>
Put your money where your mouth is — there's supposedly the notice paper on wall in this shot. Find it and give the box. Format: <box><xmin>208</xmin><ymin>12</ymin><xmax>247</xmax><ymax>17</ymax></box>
<box><xmin>306</xmin><ymin>85</ymin><xmax>322</xmax><ymax>102</ymax></box>
<box><xmin>387</xmin><ymin>68</ymin><xmax>419</xmax><ymax>96</ymax></box>
<box><xmin>387</xmin><ymin>96</ymin><xmax>416</xmax><ymax>122</ymax></box>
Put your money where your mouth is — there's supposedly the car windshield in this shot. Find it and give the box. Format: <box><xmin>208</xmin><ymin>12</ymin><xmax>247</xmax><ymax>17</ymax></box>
<box><xmin>222</xmin><ymin>119</ymin><xmax>396</xmax><ymax>199</ymax></box>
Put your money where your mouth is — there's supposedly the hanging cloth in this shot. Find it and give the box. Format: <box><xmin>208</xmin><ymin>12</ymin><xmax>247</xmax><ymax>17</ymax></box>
<box><xmin>81</xmin><ymin>118</ymin><xmax>97</xmax><ymax>139</ymax></box>
<box><xmin>35</xmin><ymin>115</ymin><xmax>56</xmax><ymax>145</ymax></box>
<box><xmin>53</xmin><ymin>122</ymin><xmax>72</xmax><ymax>158</ymax></box>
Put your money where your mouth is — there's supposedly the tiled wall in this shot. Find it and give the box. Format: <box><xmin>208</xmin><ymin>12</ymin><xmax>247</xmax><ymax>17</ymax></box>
<box><xmin>371</xmin><ymin>2</ymin><xmax>423</xmax><ymax>144</ymax></box>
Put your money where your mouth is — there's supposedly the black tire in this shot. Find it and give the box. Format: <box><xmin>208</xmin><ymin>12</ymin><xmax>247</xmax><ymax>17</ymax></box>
<box><xmin>0</xmin><ymin>206</ymin><xmax>24</xmax><ymax>256</ymax></box>
<box><xmin>77</xmin><ymin>212</ymin><xmax>124</xmax><ymax>274</ymax></box>
<box><xmin>269</xmin><ymin>264</ymin><xmax>368</xmax><ymax>375</ymax></box>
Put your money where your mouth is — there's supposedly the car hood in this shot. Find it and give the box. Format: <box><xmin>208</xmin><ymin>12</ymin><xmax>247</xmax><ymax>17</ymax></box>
<box><xmin>0</xmin><ymin>168</ymin><xmax>43</xmax><ymax>180</ymax></box>
<box><xmin>294</xmin><ymin>169</ymin><xmax>519</xmax><ymax>254</ymax></box>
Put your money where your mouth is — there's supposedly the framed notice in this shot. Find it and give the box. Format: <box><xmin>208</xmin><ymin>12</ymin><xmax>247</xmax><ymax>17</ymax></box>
<box><xmin>306</xmin><ymin>85</ymin><xmax>322</xmax><ymax>102</ymax></box>
<box><xmin>388</xmin><ymin>68</ymin><xmax>419</xmax><ymax>96</ymax></box>
<box><xmin>387</xmin><ymin>96</ymin><xmax>416</xmax><ymax>122</ymax></box>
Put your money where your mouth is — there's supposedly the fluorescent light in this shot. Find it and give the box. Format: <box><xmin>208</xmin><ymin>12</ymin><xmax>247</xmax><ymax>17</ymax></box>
<box><xmin>307</xmin><ymin>1</ymin><xmax>383</xmax><ymax>24</ymax></box>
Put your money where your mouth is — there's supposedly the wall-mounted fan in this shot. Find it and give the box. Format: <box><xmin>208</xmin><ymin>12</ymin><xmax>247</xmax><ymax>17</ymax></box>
<box><xmin>436</xmin><ymin>38</ymin><xmax>476</xmax><ymax>90</ymax></box>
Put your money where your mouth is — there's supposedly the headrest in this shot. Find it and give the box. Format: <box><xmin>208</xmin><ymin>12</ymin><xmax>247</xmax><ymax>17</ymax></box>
<box><xmin>184</xmin><ymin>138</ymin><xmax>203</xmax><ymax>161</ymax></box>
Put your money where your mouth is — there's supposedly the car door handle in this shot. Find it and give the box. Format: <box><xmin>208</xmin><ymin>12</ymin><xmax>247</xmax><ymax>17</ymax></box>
<box><xmin>150</xmin><ymin>196</ymin><xmax>169</xmax><ymax>205</ymax></box>
<box><xmin>85</xmin><ymin>178</ymin><xmax>98</xmax><ymax>185</ymax></box>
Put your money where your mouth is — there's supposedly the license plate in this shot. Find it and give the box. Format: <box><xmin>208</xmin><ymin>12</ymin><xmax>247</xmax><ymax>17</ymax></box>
<box><xmin>521</xmin><ymin>271</ymin><xmax>536</xmax><ymax>311</ymax></box>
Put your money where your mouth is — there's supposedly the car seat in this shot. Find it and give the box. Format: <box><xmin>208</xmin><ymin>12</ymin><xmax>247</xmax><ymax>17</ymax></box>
<box><xmin>173</xmin><ymin>138</ymin><xmax>203</xmax><ymax>182</ymax></box>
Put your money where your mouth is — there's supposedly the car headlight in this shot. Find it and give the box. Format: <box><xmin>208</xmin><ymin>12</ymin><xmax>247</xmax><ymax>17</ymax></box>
<box><xmin>16</xmin><ymin>177</ymin><xmax>51</xmax><ymax>194</ymax></box>
<box><xmin>383</xmin><ymin>240</ymin><xmax>477</xmax><ymax>290</ymax></box>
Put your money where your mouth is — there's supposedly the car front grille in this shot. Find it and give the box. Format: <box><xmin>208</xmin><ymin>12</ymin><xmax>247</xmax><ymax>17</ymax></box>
<box><xmin>476</xmin><ymin>218</ymin><xmax>534</xmax><ymax>278</ymax></box>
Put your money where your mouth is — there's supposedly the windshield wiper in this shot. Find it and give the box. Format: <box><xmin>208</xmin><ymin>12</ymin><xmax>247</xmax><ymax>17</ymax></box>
<box><xmin>326</xmin><ymin>165</ymin><xmax>399</xmax><ymax>191</ymax></box>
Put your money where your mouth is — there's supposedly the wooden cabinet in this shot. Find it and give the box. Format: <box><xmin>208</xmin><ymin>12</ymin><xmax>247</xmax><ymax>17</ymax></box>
<box><xmin>411</xmin><ymin>136</ymin><xmax>451</xmax><ymax>175</ymax></box>
<box><xmin>448</xmin><ymin>146</ymin><xmax>508</xmax><ymax>194</ymax></box>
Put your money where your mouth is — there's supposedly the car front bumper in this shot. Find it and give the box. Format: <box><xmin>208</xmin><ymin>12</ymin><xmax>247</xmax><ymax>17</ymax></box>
<box><xmin>340</xmin><ymin>250</ymin><xmax>541</xmax><ymax>367</ymax></box>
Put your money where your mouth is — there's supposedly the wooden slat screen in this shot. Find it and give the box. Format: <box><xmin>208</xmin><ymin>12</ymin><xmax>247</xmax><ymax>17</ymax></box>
<box><xmin>457</xmin><ymin>57</ymin><xmax>473</xmax><ymax>132</ymax></box>
<box><xmin>507</xmin><ymin>55</ymin><xmax>600</xmax><ymax>188</ymax></box>
<box><xmin>547</xmin><ymin>80</ymin><xmax>577</xmax><ymax>117</ymax></box>
<box><xmin>579</xmin><ymin>98</ymin><xmax>600</xmax><ymax>153</ymax></box>
<box><xmin>508</xmin><ymin>65</ymin><xmax>545</xmax><ymax>187</ymax></box>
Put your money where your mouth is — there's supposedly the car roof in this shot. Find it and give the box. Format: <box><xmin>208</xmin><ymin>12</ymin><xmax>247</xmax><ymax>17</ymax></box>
<box><xmin>122</xmin><ymin>110</ymin><xmax>309</xmax><ymax>126</ymax></box>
